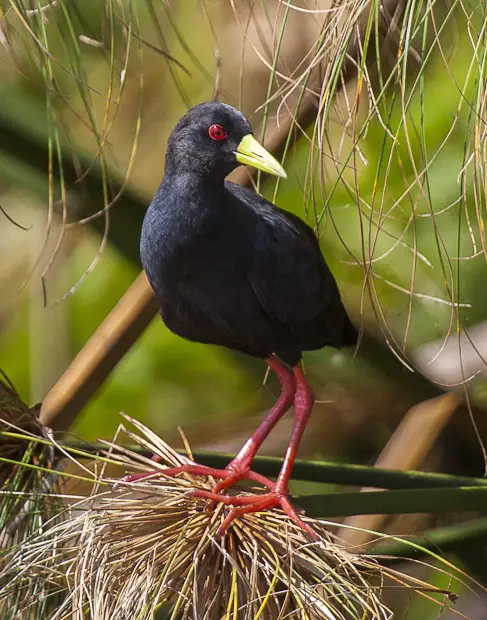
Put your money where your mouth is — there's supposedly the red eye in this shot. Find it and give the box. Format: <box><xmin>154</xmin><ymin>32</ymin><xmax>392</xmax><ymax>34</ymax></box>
<box><xmin>209</xmin><ymin>124</ymin><xmax>227</xmax><ymax>141</ymax></box>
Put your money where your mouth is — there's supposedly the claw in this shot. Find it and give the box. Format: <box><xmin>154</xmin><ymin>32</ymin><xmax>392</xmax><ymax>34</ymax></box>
<box><xmin>123</xmin><ymin>461</ymin><xmax>316</xmax><ymax>538</ymax></box>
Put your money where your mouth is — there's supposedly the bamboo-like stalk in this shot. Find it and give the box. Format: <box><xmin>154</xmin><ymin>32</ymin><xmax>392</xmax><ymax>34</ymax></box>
<box><xmin>297</xmin><ymin>486</ymin><xmax>487</xmax><ymax>517</ymax></box>
<box><xmin>188</xmin><ymin>451</ymin><xmax>487</xmax><ymax>489</ymax></box>
<box><xmin>60</xmin><ymin>441</ymin><xmax>487</xmax><ymax>489</ymax></box>
<box><xmin>369</xmin><ymin>516</ymin><xmax>487</xmax><ymax>558</ymax></box>
<box><xmin>40</xmin><ymin>272</ymin><xmax>159</xmax><ymax>430</ymax></box>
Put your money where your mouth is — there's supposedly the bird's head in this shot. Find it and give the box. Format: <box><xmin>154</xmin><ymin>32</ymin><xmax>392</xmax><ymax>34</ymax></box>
<box><xmin>165</xmin><ymin>102</ymin><xmax>287</xmax><ymax>182</ymax></box>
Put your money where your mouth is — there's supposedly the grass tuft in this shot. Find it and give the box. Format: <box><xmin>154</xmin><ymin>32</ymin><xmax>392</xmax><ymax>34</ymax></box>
<box><xmin>0</xmin><ymin>414</ymin><xmax>467</xmax><ymax>619</ymax></box>
<box><xmin>0</xmin><ymin>372</ymin><xmax>65</xmax><ymax>617</ymax></box>
<box><xmin>0</xmin><ymin>371</ymin><xmax>57</xmax><ymax>532</ymax></box>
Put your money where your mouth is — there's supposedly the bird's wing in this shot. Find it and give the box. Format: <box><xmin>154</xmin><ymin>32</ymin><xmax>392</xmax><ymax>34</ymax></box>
<box><xmin>250</xmin><ymin>212</ymin><xmax>335</xmax><ymax>327</ymax></box>
<box><xmin>227</xmin><ymin>184</ymin><xmax>334</xmax><ymax>327</ymax></box>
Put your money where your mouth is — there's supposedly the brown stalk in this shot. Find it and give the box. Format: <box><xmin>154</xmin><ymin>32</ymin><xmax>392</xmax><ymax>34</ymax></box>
<box><xmin>337</xmin><ymin>392</ymin><xmax>460</xmax><ymax>548</ymax></box>
<box><xmin>40</xmin><ymin>272</ymin><xmax>159</xmax><ymax>430</ymax></box>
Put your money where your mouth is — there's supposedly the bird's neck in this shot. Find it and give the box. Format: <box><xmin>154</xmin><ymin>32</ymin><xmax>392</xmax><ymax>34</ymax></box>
<box><xmin>161</xmin><ymin>169</ymin><xmax>226</xmax><ymax>206</ymax></box>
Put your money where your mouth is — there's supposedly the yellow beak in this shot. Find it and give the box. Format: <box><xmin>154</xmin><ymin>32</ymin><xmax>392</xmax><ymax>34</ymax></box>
<box><xmin>234</xmin><ymin>134</ymin><xmax>287</xmax><ymax>179</ymax></box>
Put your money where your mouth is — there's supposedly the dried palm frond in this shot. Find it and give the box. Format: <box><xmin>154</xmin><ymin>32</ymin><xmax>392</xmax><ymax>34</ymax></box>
<box><xmin>0</xmin><ymin>371</ymin><xmax>59</xmax><ymax>535</ymax></box>
<box><xmin>0</xmin><ymin>372</ymin><xmax>66</xmax><ymax>617</ymax></box>
<box><xmin>0</xmin><ymin>372</ymin><xmax>43</xmax><ymax>464</ymax></box>
<box><xmin>0</xmin><ymin>415</ymin><xmax>468</xmax><ymax>619</ymax></box>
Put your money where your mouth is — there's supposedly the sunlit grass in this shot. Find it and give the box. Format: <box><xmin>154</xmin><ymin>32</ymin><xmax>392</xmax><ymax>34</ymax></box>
<box><xmin>1</xmin><ymin>414</ymin><xmax>473</xmax><ymax>619</ymax></box>
<box><xmin>0</xmin><ymin>372</ymin><xmax>65</xmax><ymax>617</ymax></box>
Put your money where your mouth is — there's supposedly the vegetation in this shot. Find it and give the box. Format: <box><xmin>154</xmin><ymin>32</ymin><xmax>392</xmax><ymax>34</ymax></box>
<box><xmin>1</xmin><ymin>0</ymin><xmax>487</xmax><ymax>617</ymax></box>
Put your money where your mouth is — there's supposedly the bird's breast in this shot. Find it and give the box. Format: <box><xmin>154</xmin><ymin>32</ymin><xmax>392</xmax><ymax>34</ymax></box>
<box><xmin>141</xmin><ymin>201</ymin><xmax>252</xmax><ymax>303</ymax></box>
<box><xmin>166</xmin><ymin>231</ymin><xmax>247</xmax><ymax>291</ymax></box>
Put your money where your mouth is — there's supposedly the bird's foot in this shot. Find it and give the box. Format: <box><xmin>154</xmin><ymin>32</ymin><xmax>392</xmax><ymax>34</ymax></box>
<box><xmin>121</xmin><ymin>461</ymin><xmax>316</xmax><ymax>539</ymax></box>
<box><xmin>191</xmin><ymin>486</ymin><xmax>318</xmax><ymax>539</ymax></box>
<box><xmin>122</xmin><ymin>463</ymin><xmax>232</xmax><ymax>484</ymax></box>
<box><xmin>208</xmin><ymin>460</ymin><xmax>274</xmax><ymax>497</ymax></box>
<box><xmin>121</xmin><ymin>461</ymin><xmax>275</xmax><ymax>489</ymax></box>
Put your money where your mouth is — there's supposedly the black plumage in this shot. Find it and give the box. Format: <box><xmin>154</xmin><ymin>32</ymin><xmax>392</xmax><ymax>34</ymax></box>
<box><xmin>141</xmin><ymin>102</ymin><xmax>356</xmax><ymax>365</ymax></box>
<box><xmin>138</xmin><ymin>101</ymin><xmax>357</xmax><ymax>537</ymax></box>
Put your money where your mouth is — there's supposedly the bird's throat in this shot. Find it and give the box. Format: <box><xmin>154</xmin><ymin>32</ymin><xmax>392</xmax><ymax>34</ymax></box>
<box><xmin>159</xmin><ymin>170</ymin><xmax>226</xmax><ymax>218</ymax></box>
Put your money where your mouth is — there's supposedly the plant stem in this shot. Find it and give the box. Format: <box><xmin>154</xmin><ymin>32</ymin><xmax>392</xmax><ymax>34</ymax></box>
<box><xmin>296</xmin><ymin>486</ymin><xmax>487</xmax><ymax>518</ymax></box>
<box><xmin>190</xmin><ymin>451</ymin><xmax>487</xmax><ymax>489</ymax></box>
<box><xmin>61</xmin><ymin>441</ymin><xmax>487</xmax><ymax>489</ymax></box>
<box><xmin>368</xmin><ymin>517</ymin><xmax>487</xmax><ymax>558</ymax></box>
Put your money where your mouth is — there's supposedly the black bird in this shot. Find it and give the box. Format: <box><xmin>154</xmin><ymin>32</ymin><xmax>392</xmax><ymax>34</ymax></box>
<box><xmin>139</xmin><ymin>102</ymin><xmax>357</xmax><ymax>536</ymax></box>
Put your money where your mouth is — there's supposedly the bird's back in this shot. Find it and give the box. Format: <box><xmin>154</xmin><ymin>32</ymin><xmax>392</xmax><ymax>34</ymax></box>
<box><xmin>226</xmin><ymin>183</ymin><xmax>357</xmax><ymax>361</ymax></box>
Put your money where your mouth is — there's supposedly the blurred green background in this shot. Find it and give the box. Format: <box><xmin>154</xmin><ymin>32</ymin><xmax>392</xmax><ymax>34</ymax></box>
<box><xmin>1</xmin><ymin>1</ymin><xmax>486</xmax><ymax>455</ymax></box>
<box><xmin>1</xmin><ymin>0</ymin><xmax>487</xmax><ymax>613</ymax></box>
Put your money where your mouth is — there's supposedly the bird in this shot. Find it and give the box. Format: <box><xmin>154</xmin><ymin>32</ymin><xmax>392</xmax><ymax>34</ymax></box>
<box><xmin>138</xmin><ymin>101</ymin><xmax>357</xmax><ymax>536</ymax></box>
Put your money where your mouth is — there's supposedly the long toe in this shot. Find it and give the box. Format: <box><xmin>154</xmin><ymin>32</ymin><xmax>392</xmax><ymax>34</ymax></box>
<box><xmin>190</xmin><ymin>488</ymin><xmax>318</xmax><ymax>538</ymax></box>
<box><xmin>211</xmin><ymin>467</ymin><xmax>275</xmax><ymax>495</ymax></box>
<box><xmin>122</xmin><ymin>462</ymin><xmax>274</xmax><ymax>489</ymax></box>
<box><xmin>218</xmin><ymin>492</ymin><xmax>317</xmax><ymax>538</ymax></box>
<box><xmin>122</xmin><ymin>463</ymin><xmax>230</xmax><ymax>484</ymax></box>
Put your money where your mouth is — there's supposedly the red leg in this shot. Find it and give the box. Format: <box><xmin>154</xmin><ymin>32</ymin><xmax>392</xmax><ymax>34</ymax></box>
<box><xmin>191</xmin><ymin>364</ymin><xmax>317</xmax><ymax>537</ymax></box>
<box><xmin>272</xmin><ymin>364</ymin><xmax>314</xmax><ymax>496</ymax></box>
<box><xmin>123</xmin><ymin>355</ymin><xmax>295</xmax><ymax>489</ymax></box>
<box><xmin>209</xmin><ymin>355</ymin><xmax>296</xmax><ymax>495</ymax></box>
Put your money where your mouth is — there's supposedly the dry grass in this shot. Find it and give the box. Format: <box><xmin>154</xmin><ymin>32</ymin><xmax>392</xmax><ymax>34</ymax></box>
<box><xmin>0</xmin><ymin>373</ymin><xmax>44</xmax><ymax>470</ymax></box>
<box><xmin>0</xmin><ymin>414</ymin><xmax>470</xmax><ymax>619</ymax></box>
<box><xmin>0</xmin><ymin>372</ymin><xmax>65</xmax><ymax>617</ymax></box>
<box><xmin>0</xmin><ymin>372</ymin><xmax>57</xmax><ymax>538</ymax></box>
